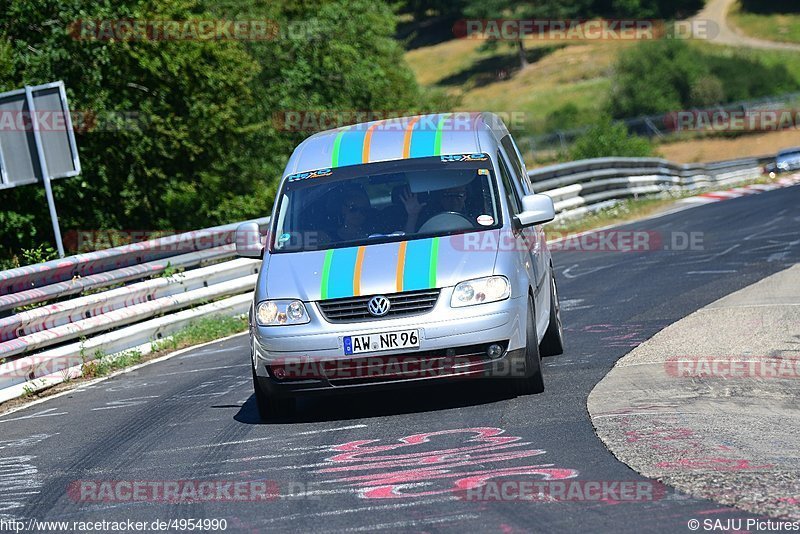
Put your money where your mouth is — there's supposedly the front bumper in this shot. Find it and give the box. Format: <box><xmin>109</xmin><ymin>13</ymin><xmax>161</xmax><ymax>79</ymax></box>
<box><xmin>251</xmin><ymin>288</ymin><xmax>529</xmax><ymax>396</ymax></box>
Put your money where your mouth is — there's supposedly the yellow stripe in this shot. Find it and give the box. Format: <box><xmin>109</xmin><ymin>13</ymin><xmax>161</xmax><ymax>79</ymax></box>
<box><xmin>353</xmin><ymin>246</ymin><xmax>366</xmax><ymax>296</ymax></box>
<box><xmin>362</xmin><ymin>121</ymin><xmax>384</xmax><ymax>163</ymax></box>
<box><xmin>395</xmin><ymin>242</ymin><xmax>407</xmax><ymax>292</ymax></box>
<box><xmin>402</xmin><ymin>116</ymin><xmax>421</xmax><ymax>159</ymax></box>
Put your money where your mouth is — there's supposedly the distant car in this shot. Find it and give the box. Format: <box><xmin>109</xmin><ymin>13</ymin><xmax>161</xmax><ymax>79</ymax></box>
<box><xmin>236</xmin><ymin>113</ymin><xmax>565</xmax><ymax>420</ymax></box>
<box><xmin>764</xmin><ymin>147</ymin><xmax>800</xmax><ymax>178</ymax></box>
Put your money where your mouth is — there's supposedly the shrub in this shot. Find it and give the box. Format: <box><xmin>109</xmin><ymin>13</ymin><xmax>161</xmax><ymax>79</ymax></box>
<box><xmin>570</xmin><ymin>116</ymin><xmax>655</xmax><ymax>159</ymax></box>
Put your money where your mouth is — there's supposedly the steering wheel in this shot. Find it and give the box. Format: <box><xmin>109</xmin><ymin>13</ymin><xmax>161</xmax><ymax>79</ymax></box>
<box><xmin>418</xmin><ymin>212</ymin><xmax>474</xmax><ymax>233</ymax></box>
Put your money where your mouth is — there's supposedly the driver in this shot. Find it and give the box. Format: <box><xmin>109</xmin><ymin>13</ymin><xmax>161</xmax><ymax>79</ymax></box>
<box><xmin>401</xmin><ymin>185</ymin><xmax>471</xmax><ymax>233</ymax></box>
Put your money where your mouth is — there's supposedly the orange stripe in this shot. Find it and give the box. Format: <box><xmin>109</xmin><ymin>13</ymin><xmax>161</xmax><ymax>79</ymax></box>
<box><xmin>362</xmin><ymin>121</ymin><xmax>383</xmax><ymax>163</ymax></box>
<box><xmin>353</xmin><ymin>246</ymin><xmax>366</xmax><ymax>296</ymax></box>
<box><xmin>395</xmin><ymin>242</ymin><xmax>407</xmax><ymax>292</ymax></box>
<box><xmin>402</xmin><ymin>116</ymin><xmax>421</xmax><ymax>159</ymax></box>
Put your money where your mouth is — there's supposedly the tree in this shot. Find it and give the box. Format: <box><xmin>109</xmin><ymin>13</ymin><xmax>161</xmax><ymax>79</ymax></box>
<box><xmin>464</xmin><ymin>0</ymin><xmax>588</xmax><ymax>69</ymax></box>
<box><xmin>0</xmin><ymin>0</ymin><xmax>431</xmax><ymax>259</ymax></box>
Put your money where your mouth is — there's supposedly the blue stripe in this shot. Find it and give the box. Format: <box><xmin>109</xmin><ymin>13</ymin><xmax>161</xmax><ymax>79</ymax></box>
<box><xmin>327</xmin><ymin>247</ymin><xmax>359</xmax><ymax>298</ymax></box>
<box><xmin>409</xmin><ymin>120</ymin><xmax>437</xmax><ymax>159</ymax></box>
<box><xmin>336</xmin><ymin>129</ymin><xmax>369</xmax><ymax>167</ymax></box>
<box><xmin>403</xmin><ymin>239</ymin><xmax>434</xmax><ymax>291</ymax></box>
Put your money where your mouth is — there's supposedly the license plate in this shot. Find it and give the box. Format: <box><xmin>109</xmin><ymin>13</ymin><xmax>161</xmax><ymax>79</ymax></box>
<box><xmin>343</xmin><ymin>329</ymin><xmax>420</xmax><ymax>355</ymax></box>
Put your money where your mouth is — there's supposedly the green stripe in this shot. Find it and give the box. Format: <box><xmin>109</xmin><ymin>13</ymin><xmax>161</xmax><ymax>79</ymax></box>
<box><xmin>428</xmin><ymin>237</ymin><xmax>440</xmax><ymax>287</ymax></box>
<box><xmin>331</xmin><ymin>128</ymin><xmax>349</xmax><ymax>167</ymax></box>
<box><xmin>433</xmin><ymin>114</ymin><xmax>449</xmax><ymax>156</ymax></box>
<box><xmin>320</xmin><ymin>249</ymin><xmax>334</xmax><ymax>300</ymax></box>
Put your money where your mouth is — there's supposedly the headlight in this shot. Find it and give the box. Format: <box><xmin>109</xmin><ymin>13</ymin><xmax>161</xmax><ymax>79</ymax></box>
<box><xmin>256</xmin><ymin>300</ymin><xmax>310</xmax><ymax>326</ymax></box>
<box><xmin>450</xmin><ymin>276</ymin><xmax>510</xmax><ymax>307</ymax></box>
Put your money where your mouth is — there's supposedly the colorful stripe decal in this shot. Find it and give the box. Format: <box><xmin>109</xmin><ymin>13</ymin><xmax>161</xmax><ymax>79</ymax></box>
<box><xmin>409</xmin><ymin>119</ymin><xmax>436</xmax><ymax>159</ymax></box>
<box><xmin>402</xmin><ymin>117</ymin><xmax>421</xmax><ymax>159</ymax></box>
<box><xmin>320</xmin><ymin>247</ymin><xmax>359</xmax><ymax>299</ymax></box>
<box><xmin>337</xmin><ymin>128</ymin><xmax>369</xmax><ymax>167</ymax></box>
<box><xmin>321</xmin><ymin>239</ymin><xmax>440</xmax><ymax>300</ymax></box>
<box><xmin>331</xmin><ymin>128</ymin><xmax>349</xmax><ymax>168</ymax></box>
<box><xmin>362</xmin><ymin>121</ymin><xmax>384</xmax><ymax>163</ymax></box>
<box><xmin>433</xmin><ymin>114</ymin><xmax>450</xmax><ymax>155</ymax></box>
<box><xmin>353</xmin><ymin>246</ymin><xmax>366</xmax><ymax>296</ymax></box>
<box><xmin>320</xmin><ymin>250</ymin><xmax>334</xmax><ymax>300</ymax></box>
<box><xmin>395</xmin><ymin>241</ymin><xmax>408</xmax><ymax>293</ymax></box>
<box><xmin>428</xmin><ymin>237</ymin><xmax>440</xmax><ymax>287</ymax></box>
<box><xmin>403</xmin><ymin>238</ymin><xmax>439</xmax><ymax>291</ymax></box>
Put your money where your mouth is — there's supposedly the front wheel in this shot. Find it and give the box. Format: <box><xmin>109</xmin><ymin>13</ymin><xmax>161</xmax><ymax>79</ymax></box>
<box><xmin>511</xmin><ymin>296</ymin><xmax>545</xmax><ymax>395</ymax></box>
<box><xmin>540</xmin><ymin>266</ymin><xmax>565</xmax><ymax>357</ymax></box>
<box><xmin>252</xmin><ymin>367</ymin><xmax>295</xmax><ymax>421</ymax></box>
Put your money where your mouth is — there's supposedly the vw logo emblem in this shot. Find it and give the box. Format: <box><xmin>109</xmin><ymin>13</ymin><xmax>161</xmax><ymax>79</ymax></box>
<box><xmin>367</xmin><ymin>295</ymin><xmax>391</xmax><ymax>317</ymax></box>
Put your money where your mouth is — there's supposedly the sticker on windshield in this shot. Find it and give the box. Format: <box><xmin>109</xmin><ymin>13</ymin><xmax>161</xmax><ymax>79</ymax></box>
<box><xmin>478</xmin><ymin>169</ymin><xmax>489</xmax><ymax>176</ymax></box>
<box><xmin>477</xmin><ymin>215</ymin><xmax>494</xmax><ymax>226</ymax></box>
<box><xmin>278</xmin><ymin>233</ymin><xmax>291</xmax><ymax>243</ymax></box>
<box><xmin>286</xmin><ymin>168</ymin><xmax>333</xmax><ymax>182</ymax></box>
<box><xmin>441</xmin><ymin>153</ymin><xmax>490</xmax><ymax>163</ymax></box>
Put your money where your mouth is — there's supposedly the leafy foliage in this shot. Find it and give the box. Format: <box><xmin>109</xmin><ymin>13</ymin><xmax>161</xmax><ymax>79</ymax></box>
<box><xmin>0</xmin><ymin>0</ymin><xmax>429</xmax><ymax>262</ymax></box>
<box><xmin>570</xmin><ymin>116</ymin><xmax>655</xmax><ymax>159</ymax></box>
<box><xmin>608</xmin><ymin>39</ymin><xmax>800</xmax><ymax>118</ymax></box>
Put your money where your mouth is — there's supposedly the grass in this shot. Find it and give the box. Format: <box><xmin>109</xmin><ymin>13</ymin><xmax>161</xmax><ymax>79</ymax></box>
<box><xmin>151</xmin><ymin>315</ymin><xmax>248</xmax><ymax>353</ymax></box>
<box><xmin>545</xmin><ymin>195</ymin><xmax>688</xmax><ymax>237</ymax></box>
<box><xmin>404</xmin><ymin>26</ymin><xmax>800</xmax><ymax>160</ymax></box>
<box><xmin>544</xmin><ymin>171</ymin><xmax>788</xmax><ymax>237</ymax></box>
<box><xmin>405</xmin><ymin>38</ymin><xmax>624</xmax><ymax>135</ymax></box>
<box><xmin>729</xmin><ymin>1</ymin><xmax>800</xmax><ymax>44</ymax></box>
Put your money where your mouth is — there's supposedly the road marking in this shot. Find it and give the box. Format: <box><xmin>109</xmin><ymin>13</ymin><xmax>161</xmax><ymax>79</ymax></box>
<box><xmin>90</xmin><ymin>396</ymin><xmax>160</xmax><ymax>411</ymax></box>
<box><xmin>0</xmin><ymin>408</ymin><xmax>67</xmax><ymax>424</ymax></box>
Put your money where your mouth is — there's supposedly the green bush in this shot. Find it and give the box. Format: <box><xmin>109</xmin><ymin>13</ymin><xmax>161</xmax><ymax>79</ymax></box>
<box><xmin>570</xmin><ymin>116</ymin><xmax>655</xmax><ymax>159</ymax></box>
<box><xmin>0</xmin><ymin>0</ymin><xmax>429</xmax><ymax>262</ymax></box>
<box><xmin>608</xmin><ymin>39</ymin><xmax>800</xmax><ymax>118</ymax></box>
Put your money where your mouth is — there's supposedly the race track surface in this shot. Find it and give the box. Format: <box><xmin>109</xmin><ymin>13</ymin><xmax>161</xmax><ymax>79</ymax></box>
<box><xmin>1</xmin><ymin>184</ymin><xmax>798</xmax><ymax>533</ymax></box>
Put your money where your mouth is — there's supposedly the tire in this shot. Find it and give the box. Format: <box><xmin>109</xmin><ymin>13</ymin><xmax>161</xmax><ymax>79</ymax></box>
<box><xmin>511</xmin><ymin>296</ymin><xmax>545</xmax><ymax>395</ymax></box>
<box><xmin>252</xmin><ymin>367</ymin><xmax>295</xmax><ymax>421</ymax></box>
<box><xmin>539</xmin><ymin>265</ymin><xmax>565</xmax><ymax>357</ymax></box>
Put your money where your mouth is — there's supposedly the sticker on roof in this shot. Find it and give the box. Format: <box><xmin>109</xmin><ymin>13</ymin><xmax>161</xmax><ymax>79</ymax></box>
<box><xmin>441</xmin><ymin>153</ymin><xmax>490</xmax><ymax>163</ymax></box>
<box><xmin>286</xmin><ymin>168</ymin><xmax>333</xmax><ymax>182</ymax></box>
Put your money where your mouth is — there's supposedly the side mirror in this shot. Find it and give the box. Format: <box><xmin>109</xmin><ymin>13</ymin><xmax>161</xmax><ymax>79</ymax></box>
<box><xmin>515</xmin><ymin>194</ymin><xmax>556</xmax><ymax>229</ymax></box>
<box><xmin>235</xmin><ymin>222</ymin><xmax>264</xmax><ymax>258</ymax></box>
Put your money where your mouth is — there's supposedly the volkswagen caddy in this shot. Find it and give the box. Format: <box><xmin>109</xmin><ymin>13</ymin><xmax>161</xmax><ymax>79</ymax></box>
<box><xmin>236</xmin><ymin>113</ymin><xmax>564</xmax><ymax>419</ymax></box>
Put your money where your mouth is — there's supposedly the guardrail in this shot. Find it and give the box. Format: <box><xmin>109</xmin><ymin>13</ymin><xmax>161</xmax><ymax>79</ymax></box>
<box><xmin>0</xmin><ymin>219</ymin><xmax>269</xmax><ymax>403</ymax></box>
<box><xmin>0</xmin><ymin>154</ymin><xmax>778</xmax><ymax>404</ymax></box>
<box><xmin>529</xmin><ymin>155</ymin><xmax>772</xmax><ymax>219</ymax></box>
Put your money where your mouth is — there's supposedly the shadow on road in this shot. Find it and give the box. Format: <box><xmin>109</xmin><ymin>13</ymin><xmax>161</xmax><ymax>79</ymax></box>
<box><xmin>233</xmin><ymin>380</ymin><xmax>517</xmax><ymax>425</ymax></box>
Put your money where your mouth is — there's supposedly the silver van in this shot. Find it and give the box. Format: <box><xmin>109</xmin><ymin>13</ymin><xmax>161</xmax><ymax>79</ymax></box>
<box><xmin>236</xmin><ymin>113</ymin><xmax>564</xmax><ymax>419</ymax></box>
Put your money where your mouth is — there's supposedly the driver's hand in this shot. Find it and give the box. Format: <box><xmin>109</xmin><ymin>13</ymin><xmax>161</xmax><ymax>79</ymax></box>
<box><xmin>400</xmin><ymin>189</ymin><xmax>426</xmax><ymax>217</ymax></box>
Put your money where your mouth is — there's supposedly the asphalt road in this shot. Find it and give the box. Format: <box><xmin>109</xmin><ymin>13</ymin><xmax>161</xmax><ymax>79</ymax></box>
<box><xmin>1</xmin><ymin>184</ymin><xmax>798</xmax><ymax>533</ymax></box>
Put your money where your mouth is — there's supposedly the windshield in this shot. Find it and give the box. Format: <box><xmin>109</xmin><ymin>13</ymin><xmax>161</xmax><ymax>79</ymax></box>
<box><xmin>271</xmin><ymin>155</ymin><xmax>502</xmax><ymax>252</ymax></box>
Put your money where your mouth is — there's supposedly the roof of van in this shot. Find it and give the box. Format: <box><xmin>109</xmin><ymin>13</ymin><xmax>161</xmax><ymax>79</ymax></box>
<box><xmin>282</xmin><ymin>112</ymin><xmax>509</xmax><ymax>178</ymax></box>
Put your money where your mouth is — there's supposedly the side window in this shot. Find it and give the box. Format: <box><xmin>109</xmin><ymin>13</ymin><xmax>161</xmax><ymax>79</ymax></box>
<box><xmin>497</xmin><ymin>151</ymin><xmax>522</xmax><ymax>215</ymax></box>
<box><xmin>501</xmin><ymin>135</ymin><xmax>533</xmax><ymax>193</ymax></box>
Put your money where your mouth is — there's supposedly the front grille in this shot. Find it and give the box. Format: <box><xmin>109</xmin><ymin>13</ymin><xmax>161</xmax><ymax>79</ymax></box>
<box><xmin>318</xmin><ymin>289</ymin><xmax>440</xmax><ymax>323</ymax></box>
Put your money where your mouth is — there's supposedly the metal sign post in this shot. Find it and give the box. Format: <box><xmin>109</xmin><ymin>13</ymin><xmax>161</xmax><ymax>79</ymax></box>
<box><xmin>0</xmin><ymin>81</ymin><xmax>81</xmax><ymax>259</ymax></box>
<box><xmin>25</xmin><ymin>85</ymin><xmax>65</xmax><ymax>258</ymax></box>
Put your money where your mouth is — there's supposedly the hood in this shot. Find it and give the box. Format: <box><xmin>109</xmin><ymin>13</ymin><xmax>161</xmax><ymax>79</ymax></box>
<box><xmin>259</xmin><ymin>231</ymin><xmax>501</xmax><ymax>302</ymax></box>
